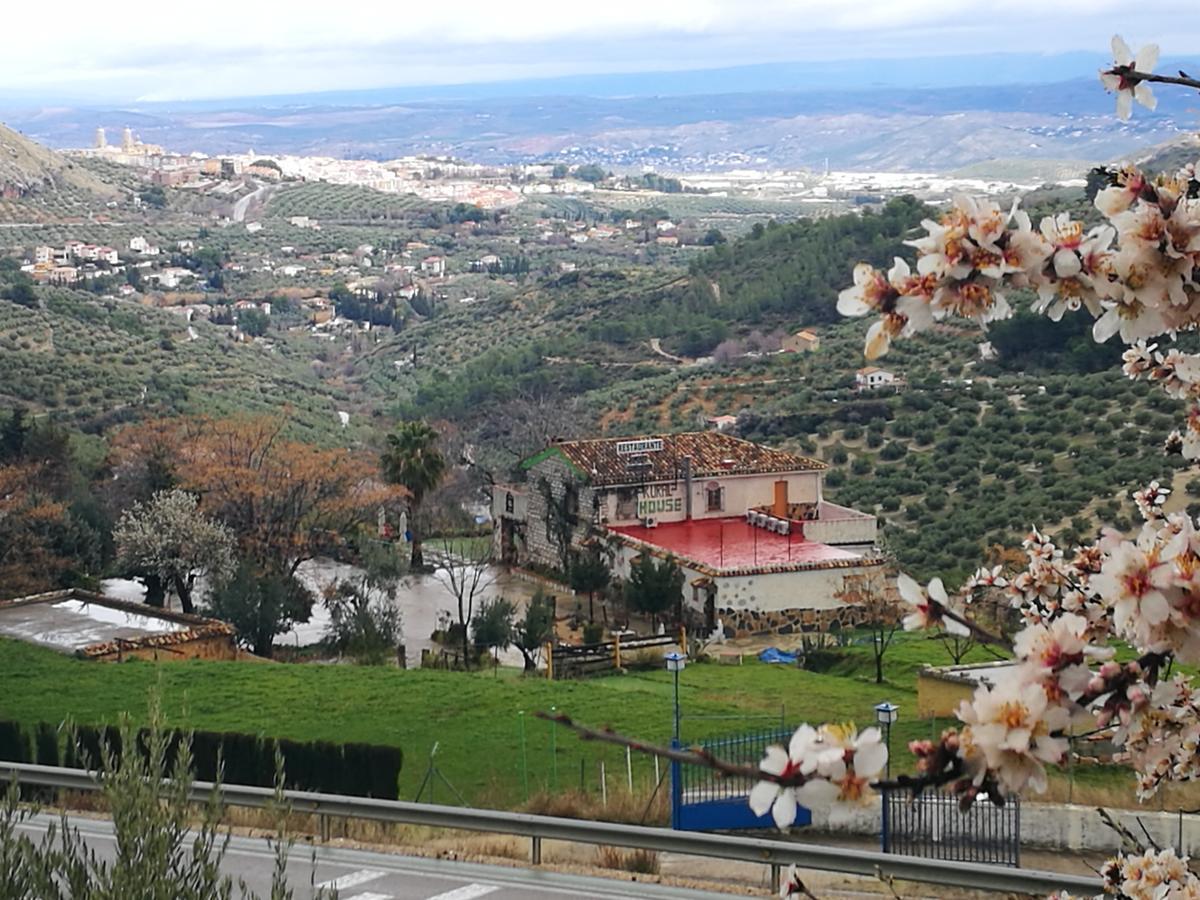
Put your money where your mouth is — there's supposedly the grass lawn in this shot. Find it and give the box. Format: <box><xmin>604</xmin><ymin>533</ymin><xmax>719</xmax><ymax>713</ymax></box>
<box><xmin>0</xmin><ymin>632</ymin><xmax>1163</xmax><ymax>811</ymax></box>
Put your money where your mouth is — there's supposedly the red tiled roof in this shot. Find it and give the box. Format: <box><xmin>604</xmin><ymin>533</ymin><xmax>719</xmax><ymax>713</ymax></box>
<box><xmin>527</xmin><ymin>432</ymin><xmax>823</xmax><ymax>487</ymax></box>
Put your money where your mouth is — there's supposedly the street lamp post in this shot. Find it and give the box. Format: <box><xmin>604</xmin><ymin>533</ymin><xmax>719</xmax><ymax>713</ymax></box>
<box><xmin>874</xmin><ymin>701</ymin><xmax>899</xmax><ymax>779</ymax></box>
<box><xmin>665</xmin><ymin>651</ymin><xmax>687</xmax><ymax>743</ymax></box>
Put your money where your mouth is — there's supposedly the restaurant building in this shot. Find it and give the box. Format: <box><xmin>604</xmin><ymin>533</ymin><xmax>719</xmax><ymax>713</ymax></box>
<box><xmin>492</xmin><ymin>432</ymin><xmax>884</xmax><ymax>638</ymax></box>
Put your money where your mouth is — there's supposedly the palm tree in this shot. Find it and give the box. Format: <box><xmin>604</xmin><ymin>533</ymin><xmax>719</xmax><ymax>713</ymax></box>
<box><xmin>380</xmin><ymin>420</ymin><xmax>447</xmax><ymax>570</ymax></box>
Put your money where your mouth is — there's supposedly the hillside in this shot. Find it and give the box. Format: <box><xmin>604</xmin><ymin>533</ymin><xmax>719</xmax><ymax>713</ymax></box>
<box><xmin>1126</xmin><ymin>133</ymin><xmax>1200</xmax><ymax>174</ymax></box>
<box><xmin>0</xmin><ymin>122</ymin><xmax>118</xmax><ymax>202</ymax></box>
<box><xmin>0</xmin><ymin>285</ymin><xmax>358</xmax><ymax>444</ymax></box>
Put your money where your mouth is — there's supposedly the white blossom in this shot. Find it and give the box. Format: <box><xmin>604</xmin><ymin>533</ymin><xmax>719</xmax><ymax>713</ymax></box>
<box><xmin>1099</xmin><ymin>35</ymin><xmax>1159</xmax><ymax>120</ymax></box>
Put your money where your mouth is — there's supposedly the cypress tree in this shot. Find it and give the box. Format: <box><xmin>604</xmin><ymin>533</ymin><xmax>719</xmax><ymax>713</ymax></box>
<box><xmin>0</xmin><ymin>721</ymin><xmax>30</xmax><ymax>763</ymax></box>
<box><xmin>33</xmin><ymin>722</ymin><xmax>59</xmax><ymax>767</ymax></box>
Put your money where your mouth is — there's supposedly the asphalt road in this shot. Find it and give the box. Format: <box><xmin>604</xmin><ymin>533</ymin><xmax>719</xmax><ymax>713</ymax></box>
<box><xmin>232</xmin><ymin>183</ymin><xmax>269</xmax><ymax>222</ymax></box>
<box><xmin>14</xmin><ymin>814</ymin><xmax>742</xmax><ymax>900</ymax></box>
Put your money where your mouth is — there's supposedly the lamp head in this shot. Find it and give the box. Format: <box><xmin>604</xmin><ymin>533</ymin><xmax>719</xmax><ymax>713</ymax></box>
<box><xmin>874</xmin><ymin>701</ymin><xmax>899</xmax><ymax>725</ymax></box>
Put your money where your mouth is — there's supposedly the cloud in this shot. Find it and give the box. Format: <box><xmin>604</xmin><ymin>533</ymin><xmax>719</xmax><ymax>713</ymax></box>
<box><xmin>4</xmin><ymin>0</ymin><xmax>1200</xmax><ymax>101</ymax></box>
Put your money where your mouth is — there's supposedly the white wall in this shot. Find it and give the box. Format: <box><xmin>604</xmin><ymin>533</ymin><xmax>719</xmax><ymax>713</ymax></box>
<box><xmin>600</xmin><ymin>471</ymin><xmax>822</xmax><ymax>527</ymax></box>
<box><xmin>609</xmin><ymin>539</ymin><xmax>877</xmax><ymax>615</ymax></box>
<box><xmin>808</xmin><ymin>795</ymin><xmax>1200</xmax><ymax>855</ymax></box>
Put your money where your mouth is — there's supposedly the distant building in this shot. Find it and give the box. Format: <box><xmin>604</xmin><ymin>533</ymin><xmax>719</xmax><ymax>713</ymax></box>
<box><xmin>855</xmin><ymin>366</ymin><xmax>899</xmax><ymax>392</ymax></box>
<box><xmin>420</xmin><ymin>255</ymin><xmax>446</xmax><ymax>277</ymax></box>
<box><xmin>707</xmin><ymin>415</ymin><xmax>739</xmax><ymax>432</ymax></box>
<box><xmin>493</xmin><ymin>433</ymin><xmax>881</xmax><ymax>638</ymax></box>
<box><xmin>782</xmin><ymin>329</ymin><xmax>820</xmax><ymax>353</ymax></box>
<box><xmin>0</xmin><ymin>589</ymin><xmax>238</xmax><ymax>661</ymax></box>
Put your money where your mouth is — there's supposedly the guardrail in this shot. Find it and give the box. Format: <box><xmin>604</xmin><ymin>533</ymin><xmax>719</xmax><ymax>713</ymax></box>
<box><xmin>0</xmin><ymin>761</ymin><xmax>1100</xmax><ymax>896</ymax></box>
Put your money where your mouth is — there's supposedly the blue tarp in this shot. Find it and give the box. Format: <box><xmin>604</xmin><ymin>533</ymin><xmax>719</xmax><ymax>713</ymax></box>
<box><xmin>758</xmin><ymin>647</ymin><xmax>798</xmax><ymax>664</ymax></box>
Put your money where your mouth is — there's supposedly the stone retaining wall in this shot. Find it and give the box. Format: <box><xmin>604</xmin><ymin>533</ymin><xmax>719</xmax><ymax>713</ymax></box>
<box><xmin>718</xmin><ymin>604</ymin><xmax>864</xmax><ymax>638</ymax></box>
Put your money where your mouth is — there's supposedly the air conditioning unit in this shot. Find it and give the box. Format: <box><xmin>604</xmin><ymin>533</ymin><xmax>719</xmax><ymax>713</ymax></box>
<box><xmin>745</xmin><ymin>510</ymin><xmax>755</xmax><ymax>524</ymax></box>
<box><xmin>753</xmin><ymin>511</ymin><xmax>768</xmax><ymax>528</ymax></box>
<box><xmin>768</xmin><ymin>517</ymin><xmax>783</xmax><ymax>533</ymax></box>
<box><xmin>643</xmin><ymin>517</ymin><xmax>658</xmax><ymax>529</ymax></box>
<box><xmin>778</xmin><ymin>520</ymin><xmax>791</xmax><ymax>535</ymax></box>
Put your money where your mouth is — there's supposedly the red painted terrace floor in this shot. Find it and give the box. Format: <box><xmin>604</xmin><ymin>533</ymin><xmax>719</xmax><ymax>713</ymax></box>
<box><xmin>608</xmin><ymin>517</ymin><xmax>861</xmax><ymax>571</ymax></box>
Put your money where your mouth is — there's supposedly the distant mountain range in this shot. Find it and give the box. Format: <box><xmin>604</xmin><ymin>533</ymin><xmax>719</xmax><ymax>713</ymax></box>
<box><xmin>2</xmin><ymin>54</ymin><xmax>1198</xmax><ymax>172</ymax></box>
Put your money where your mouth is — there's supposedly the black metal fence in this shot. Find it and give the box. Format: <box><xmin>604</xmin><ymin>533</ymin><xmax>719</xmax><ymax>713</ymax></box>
<box><xmin>882</xmin><ymin>789</ymin><xmax>1020</xmax><ymax>867</ymax></box>
<box><xmin>678</xmin><ymin>726</ymin><xmax>793</xmax><ymax>803</ymax></box>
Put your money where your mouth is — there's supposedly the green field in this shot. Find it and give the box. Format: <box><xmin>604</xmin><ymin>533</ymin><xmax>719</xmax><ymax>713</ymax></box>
<box><xmin>0</xmin><ymin>633</ymin><xmax>991</xmax><ymax>808</ymax></box>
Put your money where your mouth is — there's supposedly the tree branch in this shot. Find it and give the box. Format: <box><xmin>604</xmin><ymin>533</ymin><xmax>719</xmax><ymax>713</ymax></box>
<box><xmin>1118</xmin><ymin>69</ymin><xmax>1200</xmax><ymax>91</ymax></box>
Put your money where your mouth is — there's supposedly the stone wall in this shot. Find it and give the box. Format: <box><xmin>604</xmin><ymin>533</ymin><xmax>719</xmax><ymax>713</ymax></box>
<box><xmin>718</xmin><ymin>604</ymin><xmax>865</xmax><ymax>638</ymax></box>
<box><xmin>92</xmin><ymin>634</ymin><xmax>238</xmax><ymax>662</ymax></box>
<box><xmin>522</xmin><ymin>456</ymin><xmax>599</xmax><ymax>570</ymax></box>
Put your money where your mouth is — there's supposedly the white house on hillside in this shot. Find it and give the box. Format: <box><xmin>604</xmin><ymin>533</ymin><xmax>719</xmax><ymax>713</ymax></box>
<box><xmin>855</xmin><ymin>366</ymin><xmax>899</xmax><ymax>392</ymax></box>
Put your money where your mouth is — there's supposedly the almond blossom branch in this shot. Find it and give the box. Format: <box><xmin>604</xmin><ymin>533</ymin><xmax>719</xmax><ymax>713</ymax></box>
<box><xmin>1112</xmin><ymin>68</ymin><xmax>1200</xmax><ymax>91</ymax></box>
<box><xmin>939</xmin><ymin>606</ymin><xmax>1011</xmax><ymax>649</ymax></box>
<box><xmin>535</xmin><ymin>711</ymin><xmax>784</xmax><ymax>784</ymax></box>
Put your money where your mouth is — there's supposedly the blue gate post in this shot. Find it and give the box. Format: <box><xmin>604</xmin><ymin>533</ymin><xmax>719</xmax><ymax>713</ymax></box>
<box><xmin>670</xmin><ymin>738</ymin><xmax>683</xmax><ymax>829</ymax></box>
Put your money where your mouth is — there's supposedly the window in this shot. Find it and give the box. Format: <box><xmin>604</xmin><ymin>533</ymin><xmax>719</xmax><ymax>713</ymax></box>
<box><xmin>505</xmin><ymin>492</ymin><xmax>514</xmax><ymax>514</ymax></box>
<box><xmin>615</xmin><ymin>488</ymin><xmax>637</xmax><ymax>520</ymax></box>
<box><xmin>705</xmin><ymin>485</ymin><xmax>724</xmax><ymax>512</ymax></box>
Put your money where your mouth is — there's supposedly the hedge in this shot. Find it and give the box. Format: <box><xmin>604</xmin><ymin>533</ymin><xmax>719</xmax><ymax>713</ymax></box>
<box><xmin>0</xmin><ymin>720</ymin><xmax>402</xmax><ymax>800</ymax></box>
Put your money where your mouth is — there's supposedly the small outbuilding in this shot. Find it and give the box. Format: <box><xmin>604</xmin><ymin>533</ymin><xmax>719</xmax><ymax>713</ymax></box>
<box><xmin>0</xmin><ymin>589</ymin><xmax>238</xmax><ymax>661</ymax></box>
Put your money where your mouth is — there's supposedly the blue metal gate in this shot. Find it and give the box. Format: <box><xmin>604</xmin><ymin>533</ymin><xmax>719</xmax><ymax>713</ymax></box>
<box><xmin>671</xmin><ymin>727</ymin><xmax>812</xmax><ymax>831</ymax></box>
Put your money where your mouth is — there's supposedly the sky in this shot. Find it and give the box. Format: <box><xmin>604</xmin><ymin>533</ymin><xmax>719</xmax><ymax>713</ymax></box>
<box><xmin>3</xmin><ymin>0</ymin><xmax>1199</xmax><ymax>103</ymax></box>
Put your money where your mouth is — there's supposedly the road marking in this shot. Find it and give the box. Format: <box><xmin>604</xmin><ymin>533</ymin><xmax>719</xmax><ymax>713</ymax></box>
<box><xmin>317</xmin><ymin>869</ymin><xmax>387</xmax><ymax>890</ymax></box>
<box><xmin>344</xmin><ymin>894</ymin><xmax>393</xmax><ymax>900</ymax></box>
<box><xmin>424</xmin><ymin>885</ymin><xmax>499</xmax><ymax>900</ymax></box>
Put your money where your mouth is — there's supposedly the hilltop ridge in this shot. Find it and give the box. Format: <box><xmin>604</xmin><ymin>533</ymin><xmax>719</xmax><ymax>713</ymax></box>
<box><xmin>0</xmin><ymin>122</ymin><xmax>118</xmax><ymax>201</ymax></box>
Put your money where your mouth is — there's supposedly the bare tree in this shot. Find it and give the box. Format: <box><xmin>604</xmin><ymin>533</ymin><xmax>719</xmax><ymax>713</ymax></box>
<box><xmin>432</xmin><ymin>538</ymin><xmax>495</xmax><ymax>666</ymax></box>
<box><xmin>836</xmin><ymin>571</ymin><xmax>903</xmax><ymax>685</ymax></box>
<box><xmin>467</xmin><ymin>389</ymin><xmax>586</xmax><ymax>487</ymax></box>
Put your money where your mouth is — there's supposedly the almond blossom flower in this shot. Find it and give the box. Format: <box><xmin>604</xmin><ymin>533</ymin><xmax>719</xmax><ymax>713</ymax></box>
<box><xmin>1095</xmin><ymin>166</ymin><xmax>1149</xmax><ymax>217</ymax></box>
<box><xmin>957</xmin><ymin>677</ymin><xmax>1070</xmax><ymax>795</ymax></box>
<box><xmin>1012</xmin><ymin>613</ymin><xmax>1110</xmax><ymax>699</ymax></box>
<box><xmin>837</xmin><ymin>263</ymin><xmax>895</xmax><ymax>318</ymax></box>
<box><xmin>1100</xmin><ymin>847</ymin><xmax>1200</xmax><ymax>899</ymax></box>
<box><xmin>748</xmin><ymin>724</ymin><xmax>819</xmax><ymax>829</ymax></box>
<box><xmin>1090</xmin><ymin>539</ymin><xmax>1173</xmax><ymax>640</ymax></box>
<box><xmin>1132</xmin><ymin>481</ymin><xmax>1171</xmax><ymax>521</ymax></box>
<box><xmin>792</xmin><ymin>724</ymin><xmax>888</xmax><ymax>821</ymax></box>
<box><xmin>779</xmin><ymin>865</ymin><xmax>814</xmax><ymax>900</ymax></box>
<box><xmin>1030</xmin><ymin>222</ymin><xmax>1113</xmax><ymax>321</ymax></box>
<box><xmin>1100</xmin><ymin>35</ymin><xmax>1159</xmax><ymax>120</ymax></box>
<box><xmin>897</xmin><ymin>573</ymin><xmax>969</xmax><ymax>635</ymax></box>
